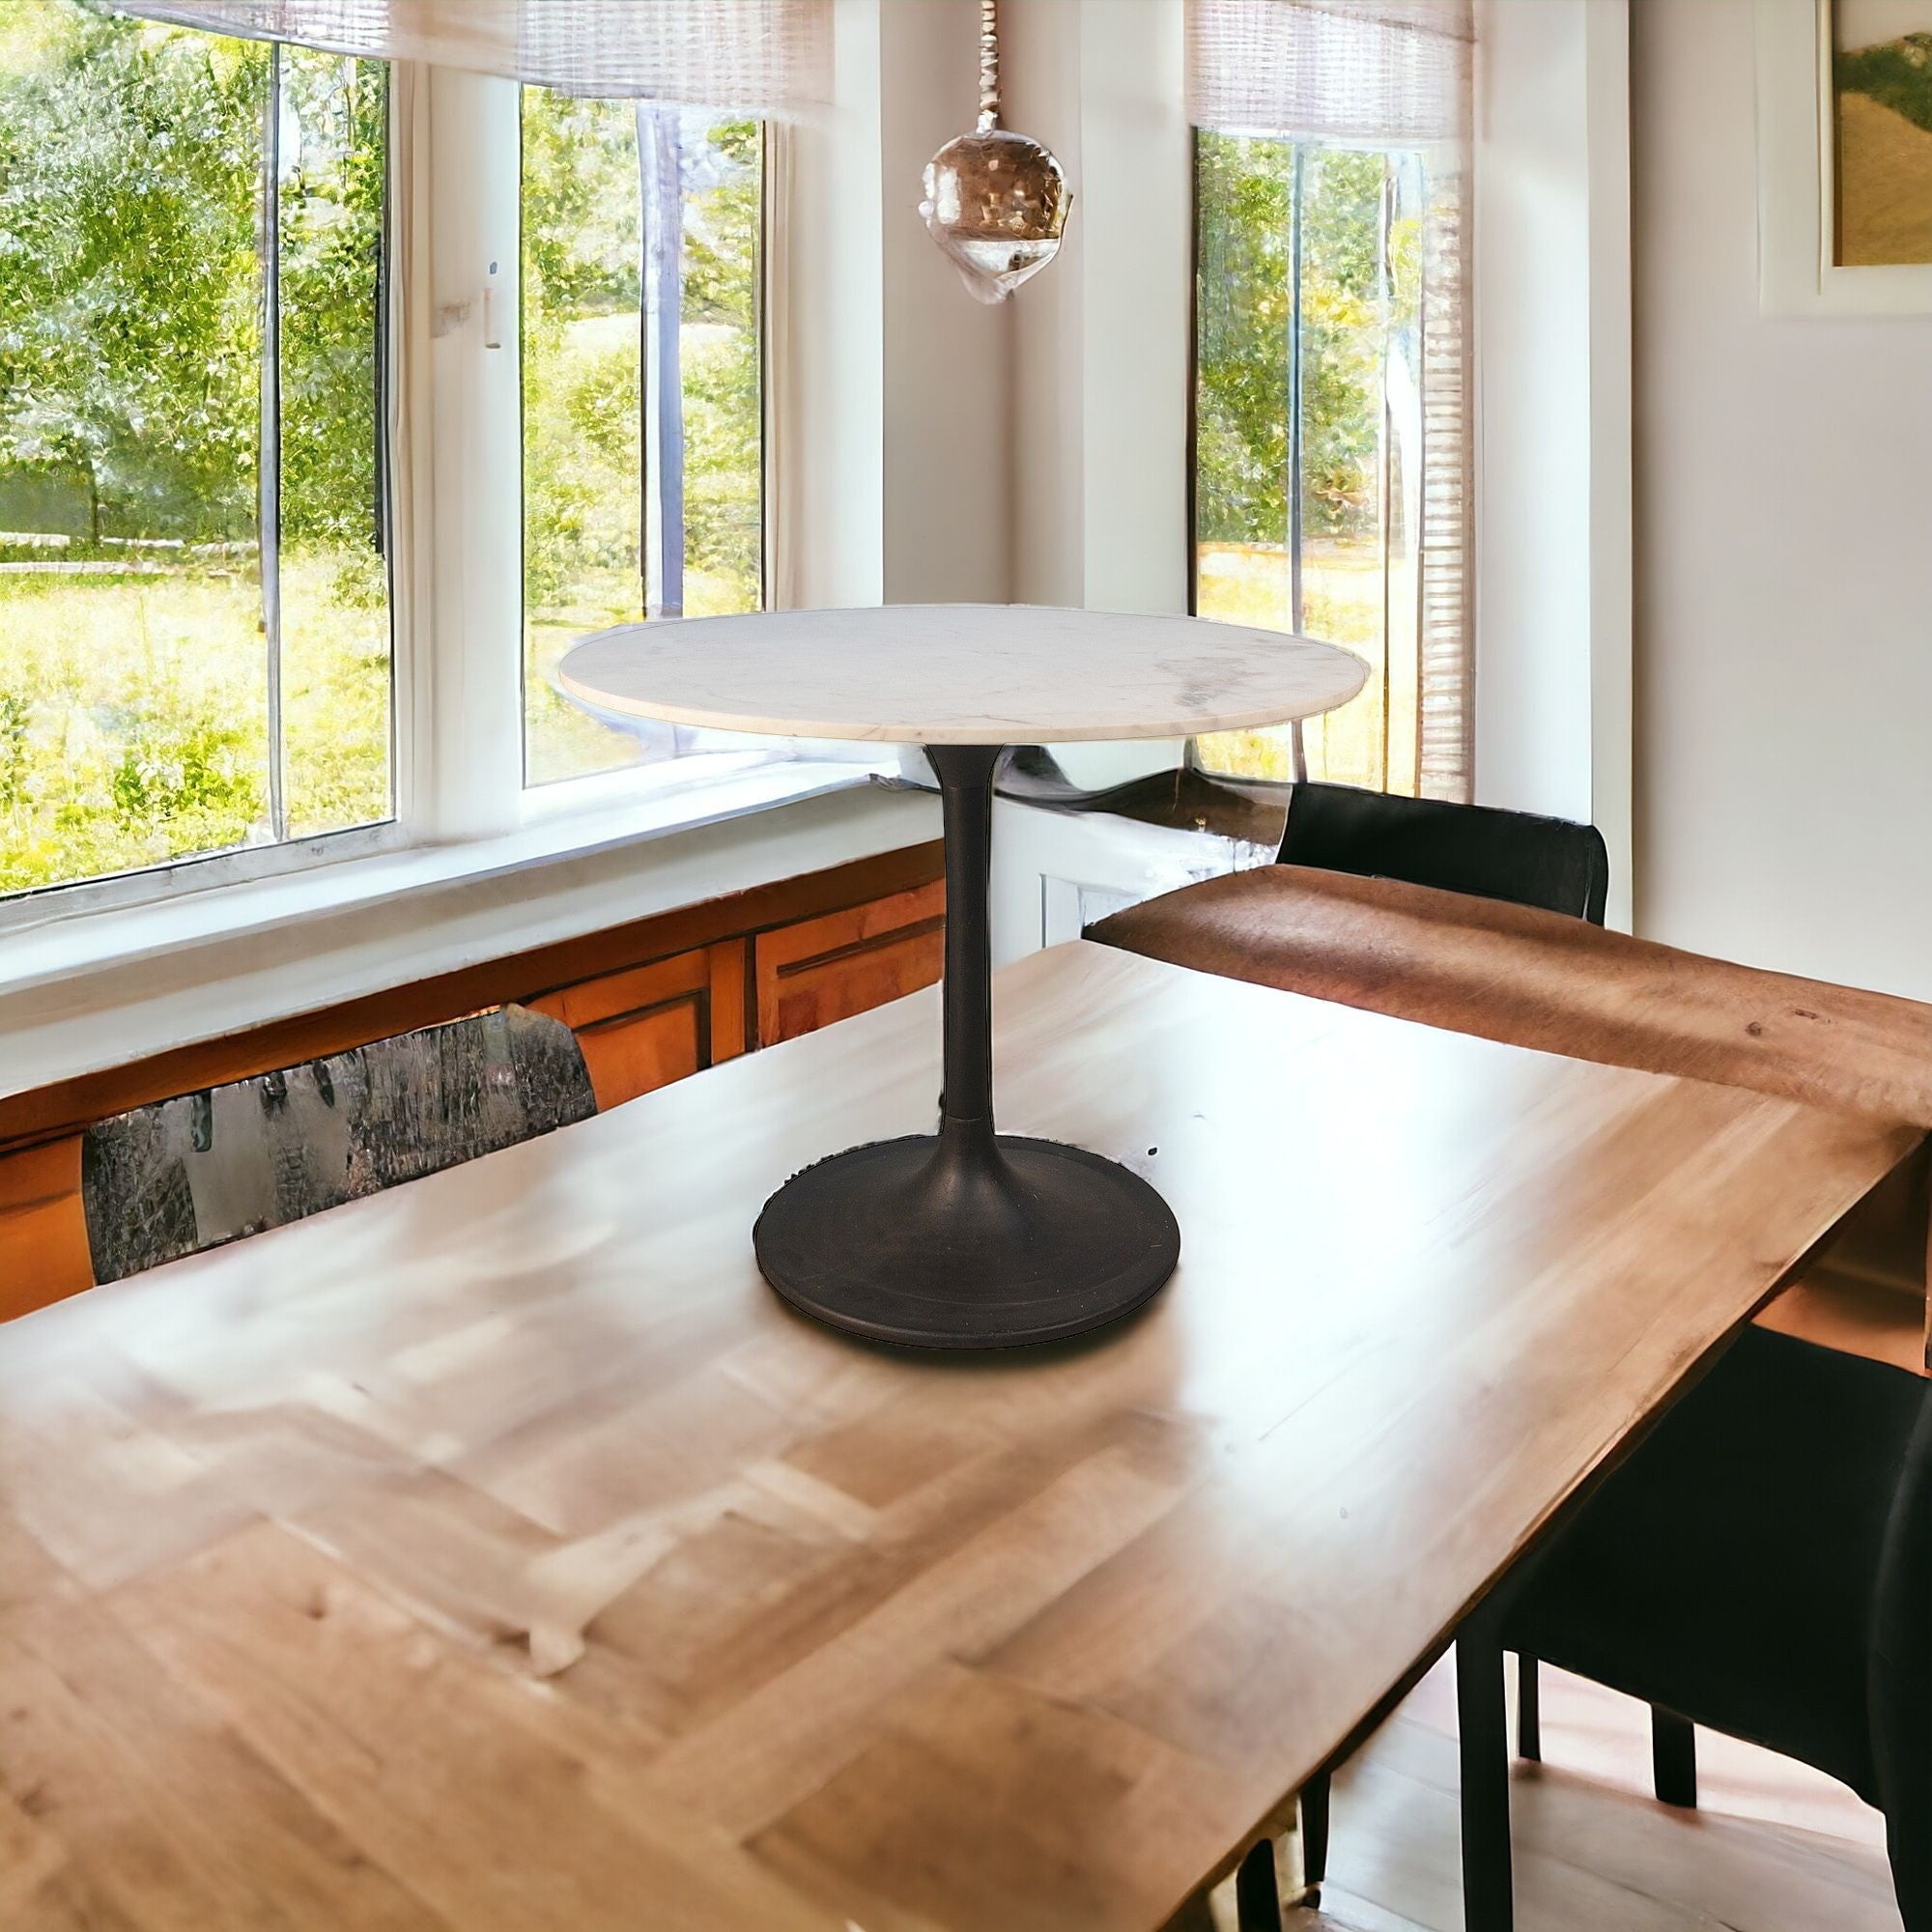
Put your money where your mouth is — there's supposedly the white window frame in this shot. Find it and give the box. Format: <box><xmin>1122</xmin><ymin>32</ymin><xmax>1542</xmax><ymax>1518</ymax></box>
<box><xmin>0</xmin><ymin>45</ymin><xmax>801</xmax><ymax>933</ymax></box>
<box><xmin>0</xmin><ymin>32</ymin><xmax>414</xmax><ymax>928</ymax></box>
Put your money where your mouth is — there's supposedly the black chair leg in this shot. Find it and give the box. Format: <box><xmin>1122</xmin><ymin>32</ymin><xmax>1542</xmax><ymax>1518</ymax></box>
<box><xmin>1301</xmin><ymin>1770</ymin><xmax>1330</xmax><ymax>1897</ymax></box>
<box><xmin>1459</xmin><ymin>1632</ymin><xmax>1515</xmax><ymax>1932</ymax></box>
<box><xmin>1516</xmin><ymin>1654</ymin><xmax>1541</xmax><ymax>1762</ymax></box>
<box><xmin>1651</xmin><ymin>1708</ymin><xmax>1697</xmax><ymax>1808</ymax></box>
<box><xmin>1234</xmin><ymin>1837</ymin><xmax>1279</xmax><ymax>1931</ymax></box>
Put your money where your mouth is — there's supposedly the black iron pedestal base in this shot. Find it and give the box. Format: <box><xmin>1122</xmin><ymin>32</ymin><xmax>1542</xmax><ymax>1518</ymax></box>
<box><xmin>753</xmin><ymin>740</ymin><xmax>1181</xmax><ymax>1350</ymax></box>
<box><xmin>753</xmin><ymin>1131</ymin><xmax>1180</xmax><ymax>1349</ymax></box>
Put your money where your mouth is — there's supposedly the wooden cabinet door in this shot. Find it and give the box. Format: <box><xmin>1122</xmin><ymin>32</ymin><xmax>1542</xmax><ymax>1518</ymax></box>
<box><xmin>528</xmin><ymin>943</ymin><xmax>746</xmax><ymax>1112</ymax></box>
<box><xmin>570</xmin><ymin>1005</ymin><xmax>703</xmax><ymax>1114</ymax></box>
<box><xmin>0</xmin><ymin>1137</ymin><xmax>90</xmax><ymax>1318</ymax></box>
<box><xmin>753</xmin><ymin>880</ymin><xmax>945</xmax><ymax>1047</ymax></box>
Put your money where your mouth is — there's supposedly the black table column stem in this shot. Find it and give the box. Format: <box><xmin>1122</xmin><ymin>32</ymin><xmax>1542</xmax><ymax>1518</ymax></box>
<box><xmin>930</xmin><ymin>744</ymin><xmax>1004</xmax><ymax>1155</ymax></box>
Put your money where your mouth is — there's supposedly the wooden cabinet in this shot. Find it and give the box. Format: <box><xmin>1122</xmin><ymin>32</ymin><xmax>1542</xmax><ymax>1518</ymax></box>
<box><xmin>527</xmin><ymin>877</ymin><xmax>945</xmax><ymax>1102</ymax></box>
<box><xmin>0</xmin><ymin>842</ymin><xmax>943</xmax><ymax>1321</ymax></box>
<box><xmin>0</xmin><ymin>1138</ymin><xmax>87</xmax><ymax>1321</ymax></box>
<box><xmin>528</xmin><ymin>943</ymin><xmax>747</xmax><ymax>1112</ymax></box>
<box><xmin>753</xmin><ymin>878</ymin><xmax>946</xmax><ymax>1046</ymax></box>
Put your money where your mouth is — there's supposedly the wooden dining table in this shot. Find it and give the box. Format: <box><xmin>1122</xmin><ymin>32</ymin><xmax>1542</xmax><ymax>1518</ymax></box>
<box><xmin>1</xmin><ymin>913</ymin><xmax>1923</xmax><ymax>1931</ymax></box>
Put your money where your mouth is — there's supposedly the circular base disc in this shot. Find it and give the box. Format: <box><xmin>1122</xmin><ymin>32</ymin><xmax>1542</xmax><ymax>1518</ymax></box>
<box><xmin>753</xmin><ymin>1135</ymin><xmax>1181</xmax><ymax>1350</ymax></box>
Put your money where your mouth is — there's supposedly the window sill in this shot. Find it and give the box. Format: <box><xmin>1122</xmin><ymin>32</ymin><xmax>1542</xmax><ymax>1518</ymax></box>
<box><xmin>0</xmin><ymin>762</ymin><xmax>939</xmax><ymax>1107</ymax></box>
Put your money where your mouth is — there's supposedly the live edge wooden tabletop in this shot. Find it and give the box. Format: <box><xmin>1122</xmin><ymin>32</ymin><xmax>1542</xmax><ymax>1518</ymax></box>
<box><xmin>0</xmin><ymin>943</ymin><xmax>1918</xmax><ymax>1932</ymax></box>
<box><xmin>1094</xmin><ymin>865</ymin><xmax>1932</xmax><ymax>1377</ymax></box>
<box><xmin>1093</xmin><ymin>864</ymin><xmax>1932</xmax><ymax>1127</ymax></box>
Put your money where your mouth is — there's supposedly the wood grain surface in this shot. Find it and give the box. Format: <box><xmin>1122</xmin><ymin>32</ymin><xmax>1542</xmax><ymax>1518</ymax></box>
<box><xmin>0</xmin><ymin>1137</ymin><xmax>87</xmax><ymax>1321</ymax></box>
<box><xmin>753</xmin><ymin>878</ymin><xmax>946</xmax><ymax>1046</ymax></box>
<box><xmin>1092</xmin><ymin>865</ymin><xmax>1932</xmax><ymax>1125</ymax></box>
<box><xmin>0</xmin><ymin>849</ymin><xmax>941</xmax><ymax>1321</ymax></box>
<box><xmin>1292</xmin><ymin>1675</ymin><xmax>1902</xmax><ymax>1932</ymax></box>
<box><xmin>0</xmin><ymin>943</ymin><xmax>1915</xmax><ymax>1931</ymax></box>
<box><xmin>1095</xmin><ymin>866</ymin><xmax>1932</xmax><ymax>1375</ymax></box>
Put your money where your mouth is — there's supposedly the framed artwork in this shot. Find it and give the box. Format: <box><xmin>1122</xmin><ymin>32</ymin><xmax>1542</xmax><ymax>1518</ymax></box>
<box><xmin>1756</xmin><ymin>0</ymin><xmax>1932</xmax><ymax>314</ymax></box>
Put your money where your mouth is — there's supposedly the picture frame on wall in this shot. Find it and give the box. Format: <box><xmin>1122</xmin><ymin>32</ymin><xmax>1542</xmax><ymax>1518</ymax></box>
<box><xmin>1756</xmin><ymin>0</ymin><xmax>1932</xmax><ymax>315</ymax></box>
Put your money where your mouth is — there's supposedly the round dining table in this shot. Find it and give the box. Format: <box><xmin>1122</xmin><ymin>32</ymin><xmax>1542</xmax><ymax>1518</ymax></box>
<box><xmin>558</xmin><ymin>603</ymin><xmax>1365</xmax><ymax>1349</ymax></box>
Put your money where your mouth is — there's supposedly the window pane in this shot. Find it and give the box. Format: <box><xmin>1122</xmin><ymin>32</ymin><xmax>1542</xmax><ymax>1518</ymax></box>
<box><xmin>521</xmin><ymin>91</ymin><xmax>644</xmax><ymax>786</ymax></box>
<box><xmin>1294</xmin><ymin>144</ymin><xmax>1390</xmax><ymax>790</ymax></box>
<box><xmin>1193</xmin><ymin>133</ymin><xmax>1426</xmax><ymax>793</ymax></box>
<box><xmin>277</xmin><ymin>45</ymin><xmax>392</xmax><ymax>838</ymax></box>
<box><xmin>521</xmin><ymin>97</ymin><xmax>762</xmax><ymax>788</ymax></box>
<box><xmin>0</xmin><ymin>1</ymin><xmax>271</xmax><ymax>892</ymax></box>
<box><xmin>1193</xmin><ymin>132</ymin><xmax>1294</xmax><ymax>779</ymax></box>
<box><xmin>680</xmin><ymin>116</ymin><xmax>763</xmax><ymax>620</ymax></box>
<box><xmin>0</xmin><ymin>3</ymin><xmax>393</xmax><ymax>897</ymax></box>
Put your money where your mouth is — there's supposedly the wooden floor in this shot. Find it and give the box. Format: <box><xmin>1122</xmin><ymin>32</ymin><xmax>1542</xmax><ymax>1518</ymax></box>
<box><xmin>1289</xmin><ymin>1662</ymin><xmax>1900</xmax><ymax>1931</ymax></box>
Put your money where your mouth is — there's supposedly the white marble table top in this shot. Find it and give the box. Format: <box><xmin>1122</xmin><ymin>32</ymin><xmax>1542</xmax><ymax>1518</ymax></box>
<box><xmin>555</xmin><ymin>604</ymin><xmax>1368</xmax><ymax>745</ymax></box>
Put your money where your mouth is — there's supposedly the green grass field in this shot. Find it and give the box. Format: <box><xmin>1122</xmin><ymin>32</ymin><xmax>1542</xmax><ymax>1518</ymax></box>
<box><xmin>523</xmin><ymin>559</ymin><xmax>753</xmax><ymax>787</ymax></box>
<box><xmin>1195</xmin><ymin>539</ymin><xmax>1390</xmax><ymax>788</ymax></box>
<box><xmin>0</xmin><ymin>546</ymin><xmax>757</xmax><ymax>895</ymax></box>
<box><xmin>0</xmin><ymin>550</ymin><xmax>390</xmax><ymax>895</ymax></box>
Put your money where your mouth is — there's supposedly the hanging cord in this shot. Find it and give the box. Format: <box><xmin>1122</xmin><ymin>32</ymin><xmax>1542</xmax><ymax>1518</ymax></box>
<box><xmin>977</xmin><ymin>0</ymin><xmax>1000</xmax><ymax>130</ymax></box>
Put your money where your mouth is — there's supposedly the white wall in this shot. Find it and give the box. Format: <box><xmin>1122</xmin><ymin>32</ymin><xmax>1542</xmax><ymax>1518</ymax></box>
<box><xmin>776</xmin><ymin>0</ymin><xmax>885</xmax><ymax>611</ymax></box>
<box><xmin>1633</xmin><ymin>0</ymin><xmax>1932</xmax><ymax>997</ymax></box>
<box><xmin>990</xmin><ymin>0</ymin><xmax>1197</xmax><ymax>959</ymax></box>
<box><xmin>780</xmin><ymin>0</ymin><xmax>1011</xmax><ymax>612</ymax></box>
<box><xmin>1006</xmin><ymin>0</ymin><xmax>1190</xmax><ymax>622</ymax></box>
<box><xmin>879</xmin><ymin>0</ymin><xmax>1014</xmax><ymax>605</ymax></box>
<box><xmin>1004</xmin><ymin>0</ymin><xmax>1190</xmax><ymax>802</ymax></box>
<box><xmin>1472</xmin><ymin>0</ymin><xmax>1633</xmax><ymax>928</ymax></box>
<box><xmin>1006</xmin><ymin>0</ymin><xmax>1085</xmax><ymax>611</ymax></box>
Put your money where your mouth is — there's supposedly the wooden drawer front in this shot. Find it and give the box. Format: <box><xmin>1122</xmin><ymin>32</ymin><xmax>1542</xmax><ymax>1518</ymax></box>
<box><xmin>529</xmin><ymin>943</ymin><xmax>747</xmax><ymax>1112</ymax></box>
<box><xmin>572</xmin><ymin>1004</ymin><xmax>705</xmax><ymax>1113</ymax></box>
<box><xmin>0</xmin><ymin>1136</ymin><xmax>90</xmax><ymax>1320</ymax></box>
<box><xmin>754</xmin><ymin>880</ymin><xmax>946</xmax><ymax>1047</ymax></box>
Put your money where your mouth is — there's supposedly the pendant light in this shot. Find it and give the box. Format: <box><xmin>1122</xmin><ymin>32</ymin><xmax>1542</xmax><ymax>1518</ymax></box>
<box><xmin>918</xmin><ymin>0</ymin><xmax>1072</xmax><ymax>304</ymax></box>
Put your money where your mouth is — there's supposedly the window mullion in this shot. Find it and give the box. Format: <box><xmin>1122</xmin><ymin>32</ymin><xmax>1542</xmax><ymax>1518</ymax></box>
<box><xmin>639</xmin><ymin>104</ymin><xmax>686</xmax><ymax>621</ymax></box>
<box><xmin>1287</xmin><ymin>140</ymin><xmax>1307</xmax><ymax>783</ymax></box>
<box><xmin>261</xmin><ymin>43</ymin><xmax>287</xmax><ymax>843</ymax></box>
<box><xmin>407</xmin><ymin>65</ymin><xmax>523</xmax><ymax>840</ymax></box>
<box><xmin>1378</xmin><ymin>153</ymin><xmax>1395</xmax><ymax>792</ymax></box>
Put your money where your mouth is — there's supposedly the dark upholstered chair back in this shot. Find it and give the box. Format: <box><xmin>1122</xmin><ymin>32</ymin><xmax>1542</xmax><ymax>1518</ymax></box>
<box><xmin>1475</xmin><ymin>1329</ymin><xmax>1932</xmax><ymax>1931</ymax></box>
<box><xmin>1277</xmin><ymin>781</ymin><xmax>1610</xmax><ymax>925</ymax></box>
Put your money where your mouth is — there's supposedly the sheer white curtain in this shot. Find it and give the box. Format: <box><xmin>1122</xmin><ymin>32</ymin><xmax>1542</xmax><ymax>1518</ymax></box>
<box><xmin>1187</xmin><ymin>0</ymin><xmax>1471</xmax><ymax>141</ymax></box>
<box><xmin>94</xmin><ymin>0</ymin><xmax>832</xmax><ymax>112</ymax></box>
<box><xmin>1188</xmin><ymin>0</ymin><xmax>1474</xmax><ymax>801</ymax></box>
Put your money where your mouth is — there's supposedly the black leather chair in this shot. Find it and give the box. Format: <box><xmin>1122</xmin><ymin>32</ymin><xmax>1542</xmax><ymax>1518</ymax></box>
<box><xmin>1276</xmin><ymin>781</ymin><xmax>1609</xmax><ymax>925</ymax></box>
<box><xmin>1227</xmin><ymin>782</ymin><xmax>1608</xmax><ymax>1926</ymax></box>
<box><xmin>1458</xmin><ymin>1326</ymin><xmax>1932</xmax><ymax>1931</ymax></box>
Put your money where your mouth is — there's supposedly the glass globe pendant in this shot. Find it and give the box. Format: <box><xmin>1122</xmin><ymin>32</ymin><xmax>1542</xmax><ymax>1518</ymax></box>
<box><xmin>919</xmin><ymin>0</ymin><xmax>1072</xmax><ymax>304</ymax></box>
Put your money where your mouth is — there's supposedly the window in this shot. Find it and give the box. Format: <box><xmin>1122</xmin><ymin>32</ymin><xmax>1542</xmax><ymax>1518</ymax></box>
<box><xmin>1193</xmin><ymin>132</ymin><xmax>1449</xmax><ymax>792</ymax></box>
<box><xmin>0</xmin><ymin>0</ymin><xmax>391</xmax><ymax>896</ymax></box>
<box><xmin>0</xmin><ymin>2</ymin><xmax>824</xmax><ymax>922</ymax></box>
<box><xmin>1184</xmin><ymin>0</ymin><xmax>1474</xmax><ymax>802</ymax></box>
<box><xmin>521</xmin><ymin>94</ymin><xmax>763</xmax><ymax>787</ymax></box>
